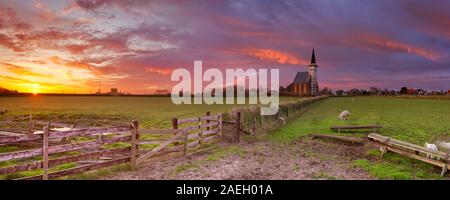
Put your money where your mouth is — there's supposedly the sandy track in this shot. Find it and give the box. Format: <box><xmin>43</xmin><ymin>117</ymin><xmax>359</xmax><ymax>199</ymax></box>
<box><xmin>101</xmin><ymin>138</ymin><xmax>372</xmax><ymax>180</ymax></box>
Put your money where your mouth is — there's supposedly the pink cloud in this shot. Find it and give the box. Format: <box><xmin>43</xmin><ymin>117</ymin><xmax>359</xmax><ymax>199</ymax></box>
<box><xmin>34</xmin><ymin>1</ymin><xmax>56</xmax><ymax>21</ymax></box>
<box><xmin>246</xmin><ymin>48</ymin><xmax>308</xmax><ymax>65</ymax></box>
<box><xmin>146</xmin><ymin>67</ymin><xmax>173</xmax><ymax>76</ymax></box>
<box><xmin>358</xmin><ymin>34</ymin><xmax>441</xmax><ymax>61</ymax></box>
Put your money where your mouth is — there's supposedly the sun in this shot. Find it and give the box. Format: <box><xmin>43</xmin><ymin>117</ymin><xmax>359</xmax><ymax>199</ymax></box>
<box><xmin>31</xmin><ymin>83</ymin><xmax>40</xmax><ymax>95</ymax></box>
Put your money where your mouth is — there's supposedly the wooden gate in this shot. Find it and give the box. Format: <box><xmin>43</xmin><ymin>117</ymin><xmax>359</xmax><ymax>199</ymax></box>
<box><xmin>135</xmin><ymin>113</ymin><xmax>223</xmax><ymax>167</ymax></box>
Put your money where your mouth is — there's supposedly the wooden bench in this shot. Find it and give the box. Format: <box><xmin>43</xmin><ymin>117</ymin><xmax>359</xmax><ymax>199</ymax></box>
<box><xmin>368</xmin><ymin>133</ymin><xmax>449</xmax><ymax>176</ymax></box>
<box><xmin>331</xmin><ymin>125</ymin><xmax>382</xmax><ymax>133</ymax></box>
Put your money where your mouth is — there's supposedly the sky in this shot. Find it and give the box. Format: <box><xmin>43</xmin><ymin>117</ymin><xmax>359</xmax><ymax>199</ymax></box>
<box><xmin>0</xmin><ymin>0</ymin><xmax>449</xmax><ymax>94</ymax></box>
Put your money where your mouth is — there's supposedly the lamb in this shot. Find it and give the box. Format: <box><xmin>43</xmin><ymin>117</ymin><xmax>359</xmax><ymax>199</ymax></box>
<box><xmin>337</xmin><ymin>110</ymin><xmax>350</xmax><ymax>120</ymax></box>
<box><xmin>425</xmin><ymin>142</ymin><xmax>439</xmax><ymax>160</ymax></box>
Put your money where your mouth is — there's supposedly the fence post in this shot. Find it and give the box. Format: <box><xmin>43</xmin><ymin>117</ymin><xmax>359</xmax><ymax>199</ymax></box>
<box><xmin>198</xmin><ymin>117</ymin><xmax>203</xmax><ymax>147</ymax></box>
<box><xmin>172</xmin><ymin>118</ymin><xmax>178</xmax><ymax>146</ymax></box>
<box><xmin>252</xmin><ymin>115</ymin><xmax>256</xmax><ymax>134</ymax></box>
<box><xmin>28</xmin><ymin>114</ymin><xmax>35</xmax><ymax>134</ymax></box>
<box><xmin>235</xmin><ymin>112</ymin><xmax>241</xmax><ymax>143</ymax></box>
<box><xmin>261</xmin><ymin>114</ymin><xmax>264</xmax><ymax>129</ymax></box>
<box><xmin>206</xmin><ymin>111</ymin><xmax>210</xmax><ymax>132</ymax></box>
<box><xmin>183</xmin><ymin>129</ymin><xmax>188</xmax><ymax>155</ymax></box>
<box><xmin>130</xmin><ymin>120</ymin><xmax>139</xmax><ymax>168</ymax></box>
<box><xmin>218</xmin><ymin>114</ymin><xmax>223</xmax><ymax>140</ymax></box>
<box><xmin>42</xmin><ymin>125</ymin><xmax>49</xmax><ymax>180</ymax></box>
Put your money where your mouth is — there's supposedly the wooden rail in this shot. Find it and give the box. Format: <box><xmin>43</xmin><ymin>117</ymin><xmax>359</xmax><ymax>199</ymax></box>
<box><xmin>0</xmin><ymin>125</ymin><xmax>132</xmax><ymax>144</ymax></box>
<box><xmin>0</xmin><ymin>114</ymin><xmax>93</xmax><ymax>135</ymax></box>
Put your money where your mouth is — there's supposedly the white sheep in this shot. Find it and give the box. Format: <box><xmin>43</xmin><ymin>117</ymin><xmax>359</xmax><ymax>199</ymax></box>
<box><xmin>337</xmin><ymin>110</ymin><xmax>350</xmax><ymax>120</ymax></box>
<box><xmin>425</xmin><ymin>142</ymin><xmax>439</xmax><ymax>160</ymax></box>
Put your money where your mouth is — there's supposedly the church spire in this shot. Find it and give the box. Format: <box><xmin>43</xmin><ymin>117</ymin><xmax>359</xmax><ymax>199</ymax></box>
<box><xmin>310</xmin><ymin>48</ymin><xmax>316</xmax><ymax>64</ymax></box>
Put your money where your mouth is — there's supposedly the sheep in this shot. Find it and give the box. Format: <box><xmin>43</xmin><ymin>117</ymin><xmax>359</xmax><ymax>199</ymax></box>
<box><xmin>337</xmin><ymin>110</ymin><xmax>350</xmax><ymax>120</ymax></box>
<box><xmin>425</xmin><ymin>142</ymin><xmax>439</xmax><ymax>160</ymax></box>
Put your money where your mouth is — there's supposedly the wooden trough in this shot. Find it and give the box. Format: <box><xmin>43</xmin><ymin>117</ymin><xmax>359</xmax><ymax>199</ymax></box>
<box><xmin>368</xmin><ymin>133</ymin><xmax>450</xmax><ymax>176</ymax></box>
<box><xmin>308</xmin><ymin>133</ymin><xmax>365</xmax><ymax>145</ymax></box>
<box><xmin>331</xmin><ymin>125</ymin><xmax>382</xmax><ymax>133</ymax></box>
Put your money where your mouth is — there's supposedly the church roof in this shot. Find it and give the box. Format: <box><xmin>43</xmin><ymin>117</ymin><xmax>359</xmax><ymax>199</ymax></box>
<box><xmin>293</xmin><ymin>72</ymin><xmax>310</xmax><ymax>84</ymax></box>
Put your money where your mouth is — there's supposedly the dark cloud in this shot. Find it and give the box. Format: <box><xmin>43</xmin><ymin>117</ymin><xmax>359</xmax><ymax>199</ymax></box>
<box><xmin>75</xmin><ymin>0</ymin><xmax>111</xmax><ymax>10</ymax></box>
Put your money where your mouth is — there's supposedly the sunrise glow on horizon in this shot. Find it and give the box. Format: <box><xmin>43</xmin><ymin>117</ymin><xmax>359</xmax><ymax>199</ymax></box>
<box><xmin>1</xmin><ymin>0</ymin><xmax>449</xmax><ymax>94</ymax></box>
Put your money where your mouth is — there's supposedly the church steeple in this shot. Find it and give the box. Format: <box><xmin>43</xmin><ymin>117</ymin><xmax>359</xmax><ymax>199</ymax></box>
<box><xmin>310</xmin><ymin>48</ymin><xmax>316</xmax><ymax>65</ymax></box>
<box><xmin>308</xmin><ymin>48</ymin><xmax>318</xmax><ymax>96</ymax></box>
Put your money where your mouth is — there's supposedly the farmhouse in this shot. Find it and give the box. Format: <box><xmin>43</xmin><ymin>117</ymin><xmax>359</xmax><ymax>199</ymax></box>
<box><xmin>282</xmin><ymin>49</ymin><xmax>319</xmax><ymax>96</ymax></box>
<box><xmin>110</xmin><ymin>88</ymin><xmax>119</xmax><ymax>96</ymax></box>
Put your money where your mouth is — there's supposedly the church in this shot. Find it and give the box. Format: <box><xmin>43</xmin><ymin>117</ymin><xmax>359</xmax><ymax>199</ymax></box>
<box><xmin>282</xmin><ymin>49</ymin><xmax>319</xmax><ymax>96</ymax></box>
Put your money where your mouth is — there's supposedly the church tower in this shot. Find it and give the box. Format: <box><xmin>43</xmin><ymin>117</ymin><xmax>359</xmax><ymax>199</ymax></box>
<box><xmin>309</xmin><ymin>49</ymin><xmax>318</xmax><ymax>95</ymax></box>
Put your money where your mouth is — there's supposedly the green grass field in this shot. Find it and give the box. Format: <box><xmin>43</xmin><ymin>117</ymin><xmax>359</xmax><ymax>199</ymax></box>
<box><xmin>0</xmin><ymin>96</ymin><xmax>300</xmax><ymax>128</ymax></box>
<box><xmin>1</xmin><ymin>96</ymin><xmax>449</xmax><ymax>179</ymax></box>
<box><xmin>270</xmin><ymin>96</ymin><xmax>450</xmax><ymax>179</ymax></box>
<box><xmin>270</xmin><ymin>96</ymin><xmax>450</xmax><ymax>144</ymax></box>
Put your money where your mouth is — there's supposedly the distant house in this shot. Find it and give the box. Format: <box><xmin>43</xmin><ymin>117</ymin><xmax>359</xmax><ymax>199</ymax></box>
<box><xmin>447</xmin><ymin>90</ymin><xmax>450</xmax><ymax>95</ymax></box>
<box><xmin>282</xmin><ymin>49</ymin><xmax>319</xmax><ymax>96</ymax></box>
<box><xmin>407</xmin><ymin>88</ymin><xmax>416</xmax><ymax>95</ymax></box>
<box><xmin>110</xmin><ymin>88</ymin><xmax>118</xmax><ymax>96</ymax></box>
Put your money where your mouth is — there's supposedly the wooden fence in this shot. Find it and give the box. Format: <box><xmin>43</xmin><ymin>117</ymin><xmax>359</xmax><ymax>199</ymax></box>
<box><xmin>0</xmin><ymin>113</ymin><xmax>223</xmax><ymax>180</ymax></box>
<box><xmin>222</xmin><ymin>96</ymin><xmax>328</xmax><ymax>142</ymax></box>
<box><xmin>0</xmin><ymin>125</ymin><xmax>134</xmax><ymax>180</ymax></box>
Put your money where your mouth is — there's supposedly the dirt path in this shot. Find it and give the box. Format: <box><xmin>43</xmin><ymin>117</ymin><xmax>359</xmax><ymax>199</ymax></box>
<box><xmin>101</xmin><ymin>138</ymin><xmax>373</xmax><ymax>180</ymax></box>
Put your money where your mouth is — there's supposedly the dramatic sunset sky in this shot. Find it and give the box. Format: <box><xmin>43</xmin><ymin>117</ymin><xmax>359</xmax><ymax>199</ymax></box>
<box><xmin>0</xmin><ymin>0</ymin><xmax>449</xmax><ymax>94</ymax></box>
